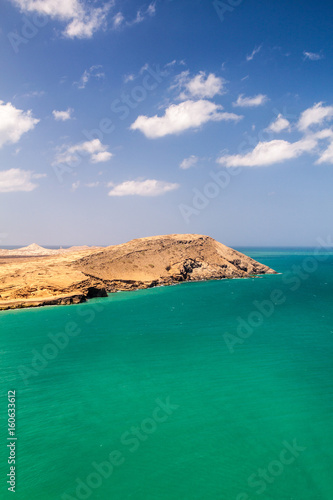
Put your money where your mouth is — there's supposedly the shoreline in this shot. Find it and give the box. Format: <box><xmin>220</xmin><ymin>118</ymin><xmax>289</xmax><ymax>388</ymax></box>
<box><xmin>0</xmin><ymin>273</ymin><xmax>278</xmax><ymax>312</ymax></box>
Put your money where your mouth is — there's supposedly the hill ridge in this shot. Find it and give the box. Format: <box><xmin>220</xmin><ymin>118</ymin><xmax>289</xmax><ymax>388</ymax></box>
<box><xmin>0</xmin><ymin>234</ymin><xmax>276</xmax><ymax>310</ymax></box>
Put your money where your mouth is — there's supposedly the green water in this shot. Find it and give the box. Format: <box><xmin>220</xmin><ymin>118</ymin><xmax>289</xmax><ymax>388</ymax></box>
<box><xmin>1</xmin><ymin>249</ymin><xmax>333</xmax><ymax>499</ymax></box>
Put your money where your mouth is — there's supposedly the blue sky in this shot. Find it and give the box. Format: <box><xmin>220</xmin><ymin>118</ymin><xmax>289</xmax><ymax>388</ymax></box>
<box><xmin>0</xmin><ymin>0</ymin><xmax>333</xmax><ymax>247</ymax></box>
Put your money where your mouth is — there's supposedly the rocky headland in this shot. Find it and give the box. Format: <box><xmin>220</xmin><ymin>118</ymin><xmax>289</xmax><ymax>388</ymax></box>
<box><xmin>0</xmin><ymin>234</ymin><xmax>276</xmax><ymax>310</ymax></box>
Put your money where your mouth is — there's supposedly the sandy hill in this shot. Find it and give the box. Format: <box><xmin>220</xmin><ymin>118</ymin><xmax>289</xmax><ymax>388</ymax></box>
<box><xmin>0</xmin><ymin>243</ymin><xmax>98</xmax><ymax>257</ymax></box>
<box><xmin>0</xmin><ymin>234</ymin><xmax>276</xmax><ymax>310</ymax></box>
<box><xmin>76</xmin><ymin>234</ymin><xmax>274</xmax><ymax>283</ymax></box>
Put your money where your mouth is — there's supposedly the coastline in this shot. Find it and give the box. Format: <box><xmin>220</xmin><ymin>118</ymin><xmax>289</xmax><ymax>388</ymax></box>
<box><xmin>0</xmin><ymin>273</ymin><xmax>278</xmax><ymax>311</ymax></box>
<box><xmin>0</xmin><ymin>234</ymin><xmax>276</xmax><ymax>311</ymax></box>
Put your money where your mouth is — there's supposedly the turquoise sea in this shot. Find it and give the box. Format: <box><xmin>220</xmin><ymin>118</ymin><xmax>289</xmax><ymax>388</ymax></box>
<box><xmin>1</xmin><ymin>248</ymin><xmax>333</xmax><ymax>499</ymax></box>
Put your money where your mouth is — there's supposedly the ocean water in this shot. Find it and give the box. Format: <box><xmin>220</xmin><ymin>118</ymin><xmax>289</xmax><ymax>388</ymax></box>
<box><xmin>1</xmin><ymin>249</ymin><xmax>333</xmax><ymax>500</ymax></box>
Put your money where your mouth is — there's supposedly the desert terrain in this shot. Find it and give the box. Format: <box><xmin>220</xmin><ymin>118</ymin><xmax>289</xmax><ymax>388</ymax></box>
<box><xmin>0</xmin><ymin>234</ymin><xmax>276</xmax><ymax>310</ymax></box>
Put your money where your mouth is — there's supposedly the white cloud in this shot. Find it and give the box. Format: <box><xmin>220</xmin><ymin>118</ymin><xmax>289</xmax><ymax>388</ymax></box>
<box><xmin>11</xmin><ymin>0</ymin><xmax>80</xmax><ymax>18</ymax></box>
<box><xmin>114</xmin><ymin>2</ymin><xmax>156</xmax><ymax>28</ymax></box>
<box><xmin>216</xmin><ymin>103</ymin><xmax>333</xmax><ymax>168</ymax></box>
<box><xmin>65</xmin><ymin>4</ymin><xmax>110</xmax><ymax>38</ymax></box>
<box><xmin>303</xmin><ymin>51</ymin><xmax>324</xmax><ymax>61</ymax></box>
<box><xmin>52</xmin><ymin>108</ymin><xmax>74</xmax><ymax>121</ymax></box>
<box><xmin>74</xmin><ymin>65</ymin><xmax>105</xmax><ymax>89</ymax></box>
<box><xmin>317</xmin><ymin>141</ymin><xmax>333</xmax><ymax>164</ymax></box>
<box><xmin>217</xmin><ymin>137</ymin><xmax>317</xmax><ymax>167</ymax></box>
<box><xmin>146</xmin><ymin>2</ymin><xmax>156</xmax><ymax>16</ymax></box>
<box><xmin>314</xmin><ymin>129</ymin><xmax>333</xmax><ymax>164</ymax></box>
<box><xmin>85</xmin><ymin>181</ymin><xmax>100</xmax><ymax>187</ymax></box>
<box><xmin>180</xmin><ymin>155</ymin><xmax>199</xmax><ymax>170</ymax></box>
<box><xmin>130</xmin><ymin>100</ymin><xmax>242</xmax><ymax>139</ymax></box>
<box><xmin>265</xmin><ymin>114</ymin><xmax>291</xmax><ymax>133</ymax></box>
<box><xmin>128</xmin><ymin>2</ymin><xmax>156</xmax><ymax>25</ymax></box>
<box><xmin>123</xmin><ymin>73</ymin><xmax>135</xmax><ymax>83</ymax></box>
<box><xmin>54</xmin><ymin>139</ymin><xmax>112</xmax><ymax>165</ymax></box>
<box><xmin>11</xmin><ymin>0</ymin><xmax>111</xmax><ymax>39</ymax></box>
<box><xmin>0</xmin><ymin>168</ymin><xmax>44</xmax><ymax>192</ymax></box>
<box><xmin>297</xmin><ymin>102</ymin><xmax>333</xmax><ymax>131</ymax></box>
<box><xmin>91</xmin><ymin>151</ymin><xmax>112</xmax><ymax>163</ymax></box>
<box><xmin>0</xmin><ymin>100</ymin><xmax>39</xmax><ymax>148</ymax></box>
<box><xmin>174</xmin><ymin>71</ymin><xmax>226</xmax><ymax>100</ymax></box>
<box><xmin>233</xmin><ymin>94</ymin><xmax>268</xmax><ymax>107</ymax></box>
<box><xmin>112</xmin><ymin>11</ymin><xmax>124</xmax><ymax>28</ymax></box>
<box><xmin>71</xmin><ymin>180</ymin><xmax>80</xmax><ymax>191</ymax></box>
<box><xmin>246</xmin><ymin>45</ymin><xmax>262</xmax><ymax>61</ymax></box>
<box><xmin>165</xmin><ymin>59</ymin><xmax>179</xmax><ymax>69</ymax></box>
<box><xmin>20</xmin><ymin>90</ymin><xmax>45</xmax><ymax>98</ymax></box>
<box><xmin>139</xmin><ymin>63</ymin><xmax>150</xmax><ymax>74</ymax></box>
<box><xmin>313</xmin><ymin>128</ymin><xmax>333</xmax><ymax>141</ymax></box>
<box><xmin>108</xmin><ymin>179</ymin><xmax>179</xmax><ymax>197</ymax></box>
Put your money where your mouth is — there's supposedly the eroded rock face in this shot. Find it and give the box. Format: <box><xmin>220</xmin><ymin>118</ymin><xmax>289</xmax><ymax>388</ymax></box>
<box><xmin>0</xmin><ymin>234</ymin><xmax>276</xmax><ymax>310</ymax></box>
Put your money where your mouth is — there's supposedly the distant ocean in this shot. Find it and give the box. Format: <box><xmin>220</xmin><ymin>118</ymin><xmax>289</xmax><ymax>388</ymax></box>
<box><xmin>1</xmin><ymin>248</ymin><xmax>333</xmax><ymax>499</ymax></box>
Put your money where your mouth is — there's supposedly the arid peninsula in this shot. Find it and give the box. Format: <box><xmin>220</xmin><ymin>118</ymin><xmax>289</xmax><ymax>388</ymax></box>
<box><xmin>0</xmin><ymin>234</ymin><xmax>276</xmax><ymax>310</ymax></box>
